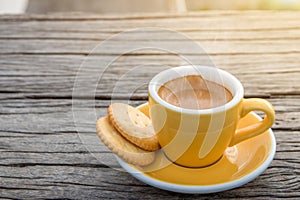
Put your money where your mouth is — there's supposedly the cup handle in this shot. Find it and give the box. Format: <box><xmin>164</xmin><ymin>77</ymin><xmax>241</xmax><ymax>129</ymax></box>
<box><xmin>229</xmin><ymin>98</ymin><xmax>275</xmax><ymax>146</ymax></box>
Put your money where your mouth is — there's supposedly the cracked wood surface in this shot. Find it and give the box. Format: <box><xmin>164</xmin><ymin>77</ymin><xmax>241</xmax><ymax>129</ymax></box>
<box><xmin>0</xmin><ymin>11</ymin><xmax>299</xmax><ymax>199</ymax></box>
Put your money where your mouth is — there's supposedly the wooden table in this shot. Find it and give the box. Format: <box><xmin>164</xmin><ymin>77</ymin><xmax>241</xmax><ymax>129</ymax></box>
<box><xmin>0</xmin><ymin>11</ymin><xmax>299</xmax><ymax>199</ymax></box>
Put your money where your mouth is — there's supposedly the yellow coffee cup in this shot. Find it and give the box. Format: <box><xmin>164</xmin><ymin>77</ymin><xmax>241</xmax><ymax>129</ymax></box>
<box><xmin>148</xmin><ymin>66</ymin><xmax>275</xmax><ymax>168</ymax></box>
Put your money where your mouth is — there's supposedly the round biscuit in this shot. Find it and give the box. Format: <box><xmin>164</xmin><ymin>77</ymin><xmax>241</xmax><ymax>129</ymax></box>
<box><xmin>96</xmin><ymin>117</ymin><xmax>155</xmax><ymax>166</ymax></box>
<box><xmin>108</xmin><ymin>103</ymin><xmax>160</xmax><ymax>151</ymax></box>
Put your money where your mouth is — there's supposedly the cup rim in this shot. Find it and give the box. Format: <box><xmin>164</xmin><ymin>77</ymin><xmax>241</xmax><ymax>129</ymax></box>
<box><xmin>148</xmin><ymin>65</ymin><xmax>244</xmax><ymax>115</ymax></box>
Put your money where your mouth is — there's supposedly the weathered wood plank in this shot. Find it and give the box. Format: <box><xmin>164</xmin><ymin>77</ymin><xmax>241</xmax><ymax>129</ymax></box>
<box><xmin>0</xmin><ymin>55</ymin><xmax>299</xmax><ymax>99</ymax></box>
<box><xmin>0</xmin><ymin>94</ymin><xmax>299</xmax><ymax>196</ymax></box>
<box><xmin>0</xmin><ymin>129</ymin><xmax>299</xmax><ymax>199</ymax></box>
<box><xmin>1</xmin><ymin>19</ymin><xmax>300</xmax><ymax>41</ymax></box>
<box><xmin>1</xmin><ymin>39</ymin><xmax>300</xmax><ymax>55</ymax></box>
<box><xmin>0</xmin><ymin>130</ymin><xmax>299</xmax><ymax>163</ymax></box>
<box><xmin>2</xmin><ymin>54</ymin><xmax>300</xmax><ymax>75</ymax></box>
<box><xmin>1</xmin><ymin>13</ymin><xmax>300</xmax><ymax>54</ymax></box>
<box><xmin>0</xmin><ymin>10</ymin><xmax>299</xmax><ymax>22</ymax></box>
<box><xmin>0</xmin><ymin>164</ymin><xmax>297</xmax><ymax>199</ymax></box>
<box><xmin>0</xmin><ymin>159</ymin><xmax>299</xmax><ymax>199</ymax></box>
<box><xmin>0</xmin><ymin>11</ymin><xmax>299</xmax><ymax>99</ymax></box>
<box><xmin>0</xmin><ymin>12</ymin><xmax>298</xmax><ymax>61</ymax></box>
<box><xmin>0</xmin><ymin>98</ymin><xmax>299</xmax><ymax>131</ymax></box>
<box><xmin>1</xmin><ymin>97</ymin><xmax>298</xmax><ymax>198</ymax></box>
<box><xmin>0</xmin><ymin>97</ymin><xmax>298</xmax><ymax>159</ymax></box>
<box><xmin>2</xmin><ymin>29</ymin><xmax>300</xmax><ymax>42</ymax></box>
<box><xmin>0</xmin><ymin>11</ymin><xmax>299</xmax><ymax>199</ymax></box>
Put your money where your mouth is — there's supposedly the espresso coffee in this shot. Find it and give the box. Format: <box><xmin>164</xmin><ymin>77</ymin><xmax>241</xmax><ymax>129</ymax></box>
<box><xmin>158</xmin><ymin>75</ymin><xmax>233</xmax><ymax>110</ymax></box>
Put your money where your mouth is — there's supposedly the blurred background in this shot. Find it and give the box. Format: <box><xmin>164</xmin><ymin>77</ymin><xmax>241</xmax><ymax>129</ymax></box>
<box><xmin>0</xmin><ymin>0</ymin><xmax>300</xmax><ymax>14</ymax></box>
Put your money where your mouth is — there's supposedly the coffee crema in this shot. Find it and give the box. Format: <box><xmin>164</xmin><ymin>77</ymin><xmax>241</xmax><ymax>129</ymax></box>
<box><xmin>158</xmin><ymin>75</ymin><xmax>233</xmax><ymax>110</ymax></box>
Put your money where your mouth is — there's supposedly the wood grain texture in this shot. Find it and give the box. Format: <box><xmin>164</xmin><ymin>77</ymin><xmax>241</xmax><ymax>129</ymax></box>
<box><xmin>0</xmin><ymin>98</ymin><xmax>299</xmax><ymax>199</ymax></box>
<box><xmin>0</xmin><ymin>11</ymin><xmax>299</xmax><ymax>199</ymax></box>
<box><xmin>0</xmin><ymin>54</ymin><xmax>299</xmax><ymax>98</ymax></box>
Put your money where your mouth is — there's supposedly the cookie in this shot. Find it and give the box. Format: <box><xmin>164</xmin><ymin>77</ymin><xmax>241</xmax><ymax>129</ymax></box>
<box><xmin>108</xmin><ymin>103</ymin><xmax>160</xmax><ymax>151</ymax></box>
<box><xmin>96</xmin><ymin>117</ymin><xmax>155</xmax><ymax>166</ymax></box>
